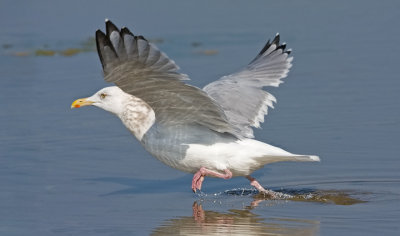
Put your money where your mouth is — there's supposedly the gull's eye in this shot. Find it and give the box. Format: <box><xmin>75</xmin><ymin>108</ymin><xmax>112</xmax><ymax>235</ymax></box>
<box><xmin>100</xmin><ymin>93</ymin><xmax>107</xmax><ymax>99</ymax></box>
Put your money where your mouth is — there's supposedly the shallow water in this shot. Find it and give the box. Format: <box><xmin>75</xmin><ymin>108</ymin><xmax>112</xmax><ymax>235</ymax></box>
<box><xmin>1</xmin><ymin>0</ymin><xmax>400</xmax><ymax>235</ymax></box>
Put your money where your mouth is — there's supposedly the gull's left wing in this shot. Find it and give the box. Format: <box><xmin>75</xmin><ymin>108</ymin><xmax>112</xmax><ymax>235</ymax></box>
<box><xmin>96</xmin><ymin>20</ymin><xmax>241</xmax><ymax>137</ymax></box>
<box><xmin>203</xmin><ymin>34</ymin><xmax>293</xmax><ymax>138</ymax></box>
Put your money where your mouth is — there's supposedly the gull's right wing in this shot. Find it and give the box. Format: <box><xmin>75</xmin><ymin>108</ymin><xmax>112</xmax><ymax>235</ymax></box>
<box><xmin>96</xmin><ymin>20</ymin><xmax>241</xmax><ymax>137</ymax></box>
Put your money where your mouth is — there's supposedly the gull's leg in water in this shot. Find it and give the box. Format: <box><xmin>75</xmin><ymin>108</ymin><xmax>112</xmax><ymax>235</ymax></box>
<box><xmin>246</xmin><ymin>175</ymin><xmax>282</xmax><ymax>198</ymax></box>
<box><xmin>192</xmin><ymin>167</ymin><xmax>232</xmax><ymax>192</ymax></box>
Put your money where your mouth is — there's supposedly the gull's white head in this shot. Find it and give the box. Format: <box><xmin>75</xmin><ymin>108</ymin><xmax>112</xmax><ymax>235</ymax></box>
<box><xmin>71</xmin><ymin>86</ymin><xmax>130</xmax><ymax>115</ymax></box>
<box><xmin>72</xmin><ymin>86</ymin><xmax>156</xmax><ymax>140</ymax></box>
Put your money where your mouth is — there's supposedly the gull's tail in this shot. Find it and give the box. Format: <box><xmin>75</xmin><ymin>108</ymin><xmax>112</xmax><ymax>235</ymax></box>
<box><xmin>258</xmin><ymin>154</ymin><xmax>320</xmax><ymax>165</ymax></box>
<box><xmin>291</xmin><ymin>155</ymin><xmax>320</xmax><ymax>162</ymax></box>
<box><xmin>239</xmin><ymin>139</ymin><xmax>320</xmax><ymax>165</ymax></box>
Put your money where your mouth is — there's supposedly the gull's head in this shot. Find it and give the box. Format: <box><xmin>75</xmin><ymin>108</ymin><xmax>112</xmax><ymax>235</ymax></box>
<box><xmin>71</xmin><ymin>86</ymin><xmax>129</xmax><ymax>115</ymax></box>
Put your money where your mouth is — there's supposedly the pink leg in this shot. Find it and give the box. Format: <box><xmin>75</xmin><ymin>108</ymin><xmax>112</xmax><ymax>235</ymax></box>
<box><xmin>192</xmin><ymin>167</ymin><xmax>233</xmax><ymax>192</ymax></box>
<box><xmin>246</xmin><ymin>175</ymin><xmax>279</xmax><ymax>198</ymax></box>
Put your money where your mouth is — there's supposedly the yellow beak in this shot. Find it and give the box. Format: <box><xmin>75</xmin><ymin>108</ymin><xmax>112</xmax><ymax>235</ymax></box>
<box><xmin>71</xmin><ymin>98</ymin><xmax>94</xmax><ymax>108</ymax></box>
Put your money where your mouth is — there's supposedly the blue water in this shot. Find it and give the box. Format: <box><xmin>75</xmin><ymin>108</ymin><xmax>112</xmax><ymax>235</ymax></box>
<box><xmin>1</xmin><ymin>0</ymin><xmax>399</xmax><ymax>235</ymax></box>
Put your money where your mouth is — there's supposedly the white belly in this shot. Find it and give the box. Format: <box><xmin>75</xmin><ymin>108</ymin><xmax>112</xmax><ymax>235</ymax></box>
<box><xmin>179</xmin><ymin>139</ymin><xmax>293</xmax><ymax>176</ymax></box>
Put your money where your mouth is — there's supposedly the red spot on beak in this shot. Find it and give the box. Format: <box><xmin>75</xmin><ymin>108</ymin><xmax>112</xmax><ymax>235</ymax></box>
<box><xmin>75</xmin><ymin>104</ymin><xmax>80</xmax><ymax>108</ymax></box>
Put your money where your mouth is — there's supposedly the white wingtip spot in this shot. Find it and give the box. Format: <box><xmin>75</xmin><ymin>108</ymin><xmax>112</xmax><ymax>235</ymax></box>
<box><xmin>105</xmin><ymin>18</ymin><xmax>110</xmax><ymax>22</ymax></box>
<box><xmin>276</xmin><ymin>32</ymin><xmax>280</xmax><ymax>36</ymax></box>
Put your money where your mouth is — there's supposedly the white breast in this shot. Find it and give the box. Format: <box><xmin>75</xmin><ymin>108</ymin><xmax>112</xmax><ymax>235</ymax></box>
<box><xmin>119</xmin><ymin>97</ymin><xmax>156</xmax><ymax>140</ymax></box>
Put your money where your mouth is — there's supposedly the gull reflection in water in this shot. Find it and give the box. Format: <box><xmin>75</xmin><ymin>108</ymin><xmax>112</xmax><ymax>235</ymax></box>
<box><xmin>151</xmin><ymin>189</ymin><xmax>367</xmax><ymax>235</ymax></box>
<box><xmin>152</xmin><ymin>200</ymin><xmax>319</xmax><ymax>236</ymax></box>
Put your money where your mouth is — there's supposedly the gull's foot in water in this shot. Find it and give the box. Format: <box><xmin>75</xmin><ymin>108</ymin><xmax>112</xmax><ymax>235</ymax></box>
<box><xmin>246</xmin><ymin>175</ymin><xmax>293</xmax><ymax>199</ymax></box>
<box><xmin>192</xmin><ymin>167</ymin><xmax>233</xmax><ymax>193</ymax></box>
<box><xmin>258</xmin><ymin>189</ymin><xmax>293</xmax><ymax>199</ymax></box>
<box><xmin>259</xmin><ymin>189</ymin><xmax>281</xmax><ymax>198</ymax></box>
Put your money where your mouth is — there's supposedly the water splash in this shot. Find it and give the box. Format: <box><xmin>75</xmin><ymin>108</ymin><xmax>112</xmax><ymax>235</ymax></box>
<box><xmin>199</xmin><ymin>188</ymin><xmax>367</xmax><ymax>205</ymax></box>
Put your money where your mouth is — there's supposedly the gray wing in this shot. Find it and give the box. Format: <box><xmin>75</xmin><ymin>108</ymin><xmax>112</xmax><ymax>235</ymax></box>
<box><xmin>203</xmin><ymin>34</ymin><xmax>293</xmax><ymax>138</ymax></box>
<box><xmin>96</xmin><ymin>20</ymin><xmax>241</xmax><ymax>137</ymax></box>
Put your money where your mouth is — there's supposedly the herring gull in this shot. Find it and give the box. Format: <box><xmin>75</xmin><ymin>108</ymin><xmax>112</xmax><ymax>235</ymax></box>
<box><xmin>71</xmin><ymin>20</ymin><xmax>320</xmax><ymax>196</ymax></box>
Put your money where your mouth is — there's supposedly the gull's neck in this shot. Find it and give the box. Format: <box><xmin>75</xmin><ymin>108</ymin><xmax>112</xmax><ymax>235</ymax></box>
<box><xmin>118</xmin><ymin>96</ymin><xmax>155</xmax><ymax>140</ymax></box>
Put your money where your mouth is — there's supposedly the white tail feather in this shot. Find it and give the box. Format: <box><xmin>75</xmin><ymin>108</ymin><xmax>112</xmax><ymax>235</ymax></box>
<box><xmin>257</xmin><ymin>154</ymin><xmax>320</xmax><ymax>165</ymax></box>
<box><xmin>291</xmin><ymin>155</ymin><xmax>320</xmax><ymax>162</ymax></box>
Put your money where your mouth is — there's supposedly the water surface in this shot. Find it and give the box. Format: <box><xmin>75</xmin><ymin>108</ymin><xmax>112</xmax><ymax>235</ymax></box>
<box><xmin>1</xmin><ymin>0</ymin><xmax>399</xmax><ymax>235</ymax></box>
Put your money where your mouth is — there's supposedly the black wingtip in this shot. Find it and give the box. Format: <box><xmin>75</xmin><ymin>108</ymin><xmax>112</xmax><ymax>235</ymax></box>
<box><xmin>135</xmin><ymin>35</ymin><xmax>148</xmax><ymax>41</ymax></box>
<box><xmin>271</xmin><ymin>33</ymin><xmax>280</xmax><ymax>45</ymax></box>
<box><xmin>249</xmin><ymin>33</ymin><xmax>291</xmax><ymax>64</ymax></box>
<box><xmin>95</xmin><ymin>30</ymin><xmax>106</xmax><ymax>68</ymax></box>
<box><xmin>105</xmin><ymin>20</ymin><xmax>119</xmax><ymax>36</ymax></box>
<box><xmin>95</xmin><ymin>29</ymin><xmax>105</xmax><ymax>38</ymax></box>
<box><xmin>257</xmin><ymin>40</ymin><xmax>271</xmax><ymax>57</ymax></box>
<box><xmin>121</xmin><ymin>27</ymin><xmax>134</xmax><ymax>36</ymax></box>
<box><xmin>277</xmin><ymin>43</ymin><xmax>286</xmax><ymax>51</ymax></box>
